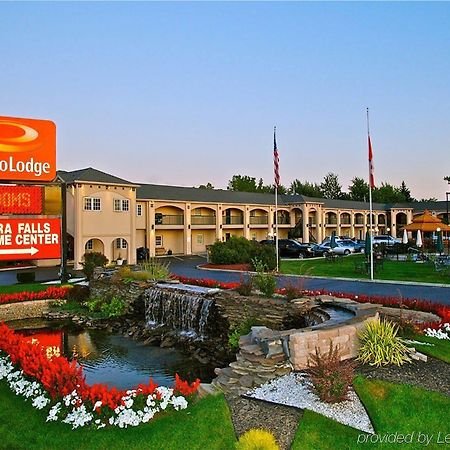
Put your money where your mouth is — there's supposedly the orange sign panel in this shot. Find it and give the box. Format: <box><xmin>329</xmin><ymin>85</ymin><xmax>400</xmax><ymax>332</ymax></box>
<box><xmin>0</xmin><ymin>186</ymin><xmax>43</xmax><ymax>214</ymax></box>
<box><xmin>0</xmin><ymin>116</ymin><xmax>56</xmax><ymax>182</ymax></box>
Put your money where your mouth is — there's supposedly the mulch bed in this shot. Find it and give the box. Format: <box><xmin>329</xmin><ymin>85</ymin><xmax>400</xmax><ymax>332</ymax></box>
<box><xmin>357</xmin><ymin>357</ymin><xmax>450</xmax><ymax>397</ymax></box>
<box><xmin>201</xmin><ymin>263</ymin><xmax>251</xmax><ymax>271</ymax></box>
<box><xmin>225</xmin><ymin>393</ymin><xmax>302</xmax><ymax>450</ymax></box>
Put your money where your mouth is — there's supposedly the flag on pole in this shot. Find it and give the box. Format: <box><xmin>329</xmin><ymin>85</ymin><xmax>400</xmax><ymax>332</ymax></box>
<box><xmin>274</xmin><ymin>127</ymin><xmax>280</xmax><ymax>187</ymax></box>
<box><xmin>368</xmin><ymin>135</ymin><xmax>375</xmax><ymax>189</ymax></box>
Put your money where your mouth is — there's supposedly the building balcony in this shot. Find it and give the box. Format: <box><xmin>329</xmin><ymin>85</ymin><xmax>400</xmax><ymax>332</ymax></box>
<box><xmin>191</xmin><ymin>215</ymin><xmax>216</xmax><ymax>227</ymax></box>
<box><xmin>155</xmin><ymin>214</ymin><xmax>184</xmax><ymax>228</ymax></box>
<box><xmin>276</xmin><ymin>217</ymin><xmax>291</xmax><ymax>225</ymax></box>
<box><xmin>250</xmin><ymin>216</ymin><xmax>269</xmax><ymax>225</ymax></box>
<box><xmin>223</xmin><ymin>216</ymin><xmax>244</xmax><ymax>227</ymax></box>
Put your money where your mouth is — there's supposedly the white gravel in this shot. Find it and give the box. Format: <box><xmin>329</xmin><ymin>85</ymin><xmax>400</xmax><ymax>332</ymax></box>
<box><xmin>246</xmin><ymin>373</ymin><xmax>374</xmax><ymax>434</ymax></box>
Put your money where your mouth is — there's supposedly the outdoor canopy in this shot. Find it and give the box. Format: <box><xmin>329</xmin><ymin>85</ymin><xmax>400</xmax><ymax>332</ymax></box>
<box><xmin>403</xmin><ymin>210</ymin><xmax>450</xmax><ymax>233</ymax></box>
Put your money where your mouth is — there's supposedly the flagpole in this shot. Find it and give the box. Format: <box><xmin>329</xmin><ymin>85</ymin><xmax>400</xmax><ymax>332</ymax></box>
<box><xmin>367</xmin><ymin>108</ymin><xmax>374</xmax><ymax>281</ymax></box>
<box><xmin>274</xmin><ymin>126</ymin><xmax>279</xmax><ymax>272</ymax></box>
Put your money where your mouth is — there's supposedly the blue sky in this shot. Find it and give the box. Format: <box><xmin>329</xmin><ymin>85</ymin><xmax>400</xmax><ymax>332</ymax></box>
<box><xmin>2</xmin><ymin>2</ymin><xmax>450</xmax><ymax>198</ymax></box>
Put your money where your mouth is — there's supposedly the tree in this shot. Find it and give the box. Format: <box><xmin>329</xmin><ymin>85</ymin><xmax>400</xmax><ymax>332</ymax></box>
<box><xmin>348</xmin><ymin>177</ymin><xmax>369</xmax><ymax>202</ymax></box>
<box><xmin>227</xmin><ymin>175</ymin><xmax>259</xmax><ymax>192</ymax></box>
<box><xmin>419</xmin><ymin>197</ymin><xmax>438</xmax><ymax>202</ymax></box>
<box><xmin>444</xmin><ymin>176</ymin><xmax>450</xmax><ymax>183</ymax></box>
<box><xmin>198</xmin><ymin>182</ymin><xmax>214</xmax><ymax>189</ymax></box>
<box><xmin>289</xmin><ymin>179</ymin><xmax>323</xmax><ymax>198</ymax></box>
<box><xmin>372</xmin><ymin>183</ymin><xmax>404</xmax><ymax>203</ymax></box>
<box><xmin>399</xmin><ymin>181</ymin><xmax>415</xmax><ymax>202</ymax></box>
<box><xmin>320</xmin><ymin>173</ymin><xmax>343</xmax><ymax>199</ymax></box>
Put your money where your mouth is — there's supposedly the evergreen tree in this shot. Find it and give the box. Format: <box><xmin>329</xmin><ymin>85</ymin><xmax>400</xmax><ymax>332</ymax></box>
<box><xmin>348</xmin><ymin>177</ymin><xmax>369</xmax><ymax>202</ymax></box>
<box><xmin>320</xmin><ymin>173</ymin><xmax>343</xmax><ymax>199</ymax></box>
<box><xmin>289</xmin><ymin>179</ymin><xmax>323</xmax><ymax>197</ymax></box>
<box><xmin>399</xmin><ymin>181</ymin><xmax>414</xmax><ymax>202</ymax></box>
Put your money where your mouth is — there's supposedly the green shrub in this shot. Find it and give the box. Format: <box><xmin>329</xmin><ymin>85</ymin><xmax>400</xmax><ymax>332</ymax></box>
<box><xmin>82</xmin><ymin>252</ymin><xmax>108</xmax><ymax>280</ymax></box>
<box><xmin>252</xmin><ymin>258</ymin><xmax>276</xmax><ymax>297</ymax></box>
<box><xmin>85</xmin><ymin>295</ymin><xmax>127</xmax><ymax>318</ymax></box>
<box><xmin>283</xmin><ymin>282</ymin><xmax>304</xmax><ymax>301</ymax></box>
<box><xmin>308</xmin><ymin>343</ymin><xmax>356</xmax><ymax>403</ymax></box>
<box><xmin>66</xmin><ymin>285</ymin><xmax>90</xmax><ymax>303</ymax></box>
<box><xmin>358</xmin><ymin>318</ymin><xmax>411</xmax><ymax>367</ymax></box>
<box><xmin>140</xmin><ymin>258</ymin><xmax>171</xmax><ymax>280</ymax></box>
<box><xmin>209</xmin><ymin>237</ymin><xmax>276</xmax><ymax>270</ymax></box>
<box><xmin>235</xmin><ymin>429</ymin><xmax>280</xmax><ymax>450</ymax></box>
<box><xmin>100</xmin><ymin>296</ymin><xmax>127</xmax><ymax>318</ymax></box>
<box><xmin>16</xmin><ymin>272</ymin><xmax>35</xmax><ymax>284</ymax></box>
<box><xmin>228</xmin><ymin>317</ymin><xmax>260</xmax><ymax>351</ymax></box>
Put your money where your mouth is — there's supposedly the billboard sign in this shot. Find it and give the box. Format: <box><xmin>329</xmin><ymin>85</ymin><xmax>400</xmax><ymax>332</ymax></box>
<box><xmin>0</xmin><ymin>218</ymin><xmax>61</xmax><ymax>260</ymax></box>
<box><xmin>0</xmin><ymin>185</ymin><xmax>43</xmax><ymax>214</ymax></box>
<box><xmin>0</xmin><ymin>116</ymin><xmax>56</xmax><ymax>182</ymax></box>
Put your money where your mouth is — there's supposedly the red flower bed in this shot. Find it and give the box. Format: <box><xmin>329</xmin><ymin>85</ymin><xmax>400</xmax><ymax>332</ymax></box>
<box><xmin>0</xmin><ymin>286</ymin><xmax>71</xmax><ymax>305</ymax></box>
<box><xmin>0</xmin><ymin>322</ymin><xmax>199</xmax><ymax>410</ymax></box>
<box><xmin>172</xmin><ymin>275</ymin><xmax>239</xmax><ymax>290</ymax></box>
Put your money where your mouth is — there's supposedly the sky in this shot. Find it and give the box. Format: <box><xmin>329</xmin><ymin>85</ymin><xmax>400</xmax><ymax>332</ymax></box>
<box><xmin>1</xmin><ymin>2</ymin><xmax>450</xmax><ymax>199</ymax></box>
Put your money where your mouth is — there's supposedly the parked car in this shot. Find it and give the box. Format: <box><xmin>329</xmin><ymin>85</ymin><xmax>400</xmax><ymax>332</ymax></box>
<box><xmin>313</xmin><ymin>240</ymin><xmax>355</xmax><ymax>256</ymax></box>
<box><xmin>339</xmin><ymin>239</ymin><xmax>365</xmax><ymax>253</ymax></box>
<box><xmin>260</xmin><ymin>239</ymin><xmax>314</xmax><ymax>258</ymax></box>
<box><xmin>372</xmin><ymin>235</ymin><xmax>401</xmax><ymax>247</ymax></box>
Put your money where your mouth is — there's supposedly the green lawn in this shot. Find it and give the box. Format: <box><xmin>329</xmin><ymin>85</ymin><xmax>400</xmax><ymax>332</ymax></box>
<box><xmin>293</xmin><ymin>376</ymin><xmax>449</xmax><ymax>450</ymax></box>
<box><xmin>0</xmin><ymin>384</ymin><xmax>236</xmax><ymax>450</ymax></box>
<box><xmin>0</xmin><ymin>283</ymin><xmax>63</xmax><ymax>294</ymax></box>
<box><xmin>281</xmin><ymin>254</ymin><xmax>450</xmax><ymax>284</ymax></box>
<box><xmin>403</xmin><ymin>334</ymin><xmax>450</xmax><ymax>363</ymax></box>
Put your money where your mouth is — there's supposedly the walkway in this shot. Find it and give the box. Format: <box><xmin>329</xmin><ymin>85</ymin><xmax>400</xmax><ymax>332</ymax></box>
<box><xmin>167</xmin><ymin>256</ymin><xmax>450</xmax><ymax>305</ymax></box>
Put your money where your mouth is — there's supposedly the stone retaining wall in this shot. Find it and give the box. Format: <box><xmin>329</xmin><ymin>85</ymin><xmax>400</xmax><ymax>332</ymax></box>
<box><xmin>0</xmin><ymin>300</ymin><xmax>54</xmax><ymax>322</ymax></box>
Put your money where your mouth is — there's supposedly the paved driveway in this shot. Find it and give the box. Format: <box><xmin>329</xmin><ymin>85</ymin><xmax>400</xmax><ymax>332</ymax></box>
<box><xmin>166</xmin><ymin>255</ymin><xmax>450</xmax><ymax>305</ymax></box>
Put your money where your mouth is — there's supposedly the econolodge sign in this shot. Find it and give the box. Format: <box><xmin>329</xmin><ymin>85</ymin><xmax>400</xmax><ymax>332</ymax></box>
<box><xmin>0</xmin><ymin>116</ymin><xmax>56</xmax><ymax>182</ymax></box>
<box><xmin>0</xmin><ymin>218</ymin><xmax>61</xmax><ymax>260</ymax></box>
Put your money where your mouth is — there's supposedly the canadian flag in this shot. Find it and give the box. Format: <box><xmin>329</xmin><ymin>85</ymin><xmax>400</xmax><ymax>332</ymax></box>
<box><xmin>368</xmin><ymin>135</ymin><xmax>375</xmax><ymax>189</ymax></box>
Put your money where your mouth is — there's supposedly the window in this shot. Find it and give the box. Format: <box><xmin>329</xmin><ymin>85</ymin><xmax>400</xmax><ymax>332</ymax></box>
<box><xmin>116</xmin><ymin>238</ymin><xmax>128</xmax><ymax>249</ymax></box>
<box><xmin>136</xmin><ymin>204</ymin><xmax>143</xmax><ymax>216</ymax></box>
<box><xmin>84</xmin><ymin>197</ymin><xmax>101</xmax><ymax>211</ymax></box>
<box><xmin>196</xmin><ymin>234</ymin><xmax>204</xmax><ymax>244</ymax></box>
<box><xmin>155</xmin><ymin>235</ymin><xmax>163</xmax><ymax>247</ymax></box>
<box><xmin>114</xmin><ymin>199</ymin><xmax>130</xmax><ymax>212</ymax></box>
<box><xmin>85</xmin><ymin>239</ymin><xmax>93</xmax><ymax>250</ymax></box>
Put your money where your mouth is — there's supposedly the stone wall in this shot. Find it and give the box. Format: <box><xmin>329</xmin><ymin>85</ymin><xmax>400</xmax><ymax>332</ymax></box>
<box><xmin>289</xmin><ymin>312</ymin><xmax>379</xmax><ymax>370</ymax></box>
<box><xmin>0</xmin><ymin>300</ymin><xmax>53</xmax><ymax>322</ymax></box>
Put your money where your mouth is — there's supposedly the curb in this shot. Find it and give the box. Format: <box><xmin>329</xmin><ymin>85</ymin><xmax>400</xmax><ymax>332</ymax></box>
<box><xmin>196</xmin><ymin>265</ymin><xmax>450</xmax><ymax>289</ymax></box>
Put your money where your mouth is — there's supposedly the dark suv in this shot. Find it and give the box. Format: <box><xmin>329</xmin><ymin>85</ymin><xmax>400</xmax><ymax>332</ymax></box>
<box><xmin>260</xmin><ymin>239</ymin><xmax>314</xmax><ymax>258</ymax></box>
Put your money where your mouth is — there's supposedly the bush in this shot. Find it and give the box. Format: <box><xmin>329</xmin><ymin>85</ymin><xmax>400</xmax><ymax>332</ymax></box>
<box><xmin>140</xmin><ymin>258</ymin><xmax>171</xmax><ymax>280</ymax></box>
<box><xmin>16</xmin><ymin>272</ymin><xmax>35</xmax><ymax>284</ymax></box>
<box><xmin>228</xmin><ymin>317</ymin><xmax>260</xmax><ymax>350</ymax></box>
<box><xmin>66</xmin><ymin>285</ymin><xmax>90</xmax><ymax>303</ymax></box>
<box><xmin>358</xmin><ymin>318</ymin><xmax>411</xmax><ymax>367</ymax></box>
<box><xmin>209</xmin><ymin>237</ymin><xmax>276</xmax><ymax>270</ymax></box>
<box><xmin>235</xmin><ymin>429</ymin><xmax>280</xmax><ymax>450</ymax></box>
<box><xmin>308</xmin><ymin>343</ymin><xmax>356</xmax><ymax>403</ymax></box>
<box><xmin>85</xmin><ymin>295</ymin><xmax>127</xmax><ymax>318</ymax></box>
<box><xmin>252</xmin><ymin>258</ymin><xmax>276</xmax><ymax>298</ymax></box>
<box><xmin>236</xmin><ymin>276</ymin><xmax>253</xmax><ymax>296</ymax></box>
<box><xmin>82</xmin><ymin>252</ymin><xmax>108</xmax><ymax>280</ymax></box>
<box><xmin>282</xmin><ymin>282</ymin><xmax>304</xmax><ymax>301</ymax></box>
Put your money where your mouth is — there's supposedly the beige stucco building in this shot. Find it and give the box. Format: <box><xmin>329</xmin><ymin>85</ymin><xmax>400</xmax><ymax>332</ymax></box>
<box><xmin>55</xmin><ymin>168</ymin><xmax>449</xmax><ymax>269</ymax></box>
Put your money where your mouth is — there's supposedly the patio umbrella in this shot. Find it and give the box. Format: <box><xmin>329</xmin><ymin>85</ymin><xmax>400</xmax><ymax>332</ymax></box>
<box><xmin>436</xmin><ymin>230</ymin><xmax>444</xmax><ymax>254</ymax></box>
<box><xmin>402</xmin><ymin>229</ymin><xmax>408</xmax><ymax>245</ymax></box>
<box><xmin>416</xmin><ymin>230</ymin><xmax>423</xmax><ymax>248</ymax></box>
<box><xmin>330</xmin><ymin>231</ymin><xmax>338</xmax><ymax>249</ymax></box>
<box><xmin>364</xmin><ymin>230</ymin><xmax>371</xmax><ymax>257</ymax></box>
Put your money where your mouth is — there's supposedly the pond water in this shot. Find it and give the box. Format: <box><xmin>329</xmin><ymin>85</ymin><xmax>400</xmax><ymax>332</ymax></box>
<box><xmin>8</xmin><ymin>319</ymin><xmax>216</xmax><ymax>389</ymax></box>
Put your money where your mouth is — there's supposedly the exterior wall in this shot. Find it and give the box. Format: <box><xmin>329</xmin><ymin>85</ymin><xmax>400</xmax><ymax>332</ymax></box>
<box><xmin>155</xmin><ymin>229</ymin><xmax>184</xmax><ymax>254</ymax></box>
<box><xmin>191</xmin><ymin>229</ymin><xmax>216</xmax><ymax>253</ymax></box>
<box><xmin>136</xmin><ymin>229</ymin><xmax>146</xmax><ymax>248</ymax></box>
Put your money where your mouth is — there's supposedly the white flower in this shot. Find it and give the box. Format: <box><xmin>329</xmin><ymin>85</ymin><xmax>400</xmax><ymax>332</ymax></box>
<box><xmin>62</xmin><ymin>404</ymin><xmax>93</xmax><ymax>429</ymax></box>
<box><xmin>47</xmin><ymin>403</ymin><xmax>62</xmax><ymax>422</ymax></box>
<box><xmin>32</xmin><ymin>395</ymin><xmax>50</xmax><ymax>410</ymax></box>
<box><xmin>93</xmin><ymin>400</ymin><xmax>102</xmax><ymax>410</ymax></box>
<box><xmin>171</xmin><ymin>396</ymin><xmax>188</xmax><ymax>411</ymax></box>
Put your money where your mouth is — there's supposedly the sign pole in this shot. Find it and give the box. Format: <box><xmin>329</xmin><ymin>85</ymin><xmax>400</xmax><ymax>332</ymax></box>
<box><xmin>60</xmin><ymin>181</ymin><xmax>69</xmax><ymax>283</ymax></box>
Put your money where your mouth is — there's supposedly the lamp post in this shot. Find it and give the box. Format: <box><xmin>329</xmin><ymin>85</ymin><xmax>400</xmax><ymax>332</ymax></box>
<box><xmin>446</xmin><ymin>192</ymin><xmax>450</xmax><ymax>253</ymax></box>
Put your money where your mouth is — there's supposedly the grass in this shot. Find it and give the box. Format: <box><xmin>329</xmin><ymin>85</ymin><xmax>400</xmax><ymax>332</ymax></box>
<box><xmin>50</xmin><ymin>299</ymin><xmax>110</xmax><ymax>319</ymax></box>
<box><xmin>0</xmin><ymin>384</ymin><xmax>236</xmax><ymax>450</ymax></box>
<box><xmin>403</xmin><ymin>334</ymin><xmax>450</xmax><ymax>363</ymax></box>
<box><xmin>281</xmin><ymin>254</ymin><xmax>450</xmax><ymax>285</ymax></box>
<box><xmin>292</xmin><ymin>376</ymin><xmax>449</xmax><ymax>450</ymax></box>
<box><xmin>0</xmin><ymin>283</ymin><xmax>64</xmax><ymax>294</ymax></box>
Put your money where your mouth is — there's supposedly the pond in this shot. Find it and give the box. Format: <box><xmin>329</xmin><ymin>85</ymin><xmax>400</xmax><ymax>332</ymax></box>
<box><xmin>8</xmin><ymin>318</ymin><xmax>216</xmax><ymax>389</ymax></box>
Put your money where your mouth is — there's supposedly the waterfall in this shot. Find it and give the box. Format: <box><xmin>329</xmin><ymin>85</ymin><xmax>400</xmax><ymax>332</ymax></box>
<box><xmin>144</xmin><ymin>287</ymin><xmax>214</xmax><ymax>339</ymax></box>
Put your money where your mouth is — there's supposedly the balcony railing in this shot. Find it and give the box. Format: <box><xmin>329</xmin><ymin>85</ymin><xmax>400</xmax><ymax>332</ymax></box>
<box><xmin>224</xmin><ymin>215</ymin><xmax>244</xmax><ymax>225</ymax></box>
<box><xmin>325</xmin><ymin>219</ymin><xmax>337</xmax><ymax>225</ymax></box>
<box><xmin>155</xmin><ymin>214</ymin><xmax>184</xmax><ymax>225</ymax></box>
<box><xmin>191</xmin><ymin>215</ymin><xmax>216</xmax><ymax>225</ymax></box>
<box><xmin>250</xmin><ymin>216</ymin><xmax>268</xmax><ymax>225</ymax></box>
<box><xmin>355</xmin><ymin>218</ymin><xmax>364</xmax><ymax>225</ymax></box>
<box><xmin>340</xmin><ymin>218</ymin><xmax>351</xmax><ymax>224</ymax></box>
<box><xmin>277</xmin><ymin>217</ymin><xmax>291</xmax><ymax>225</ymax></box>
